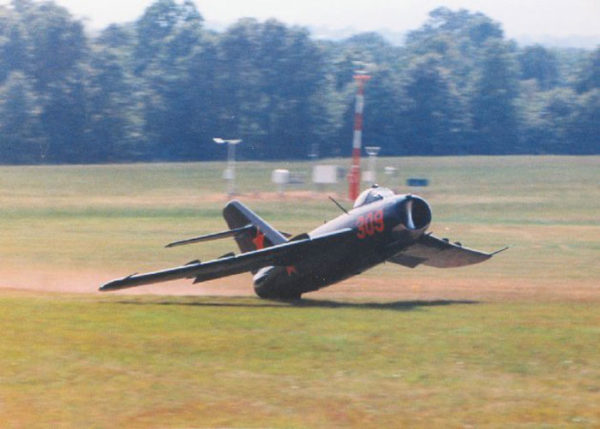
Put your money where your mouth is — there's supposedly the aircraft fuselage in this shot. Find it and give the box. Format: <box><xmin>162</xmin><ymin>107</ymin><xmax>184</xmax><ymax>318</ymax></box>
<box><xmin>252</xmin><ymin>194</ymin><xmax>431</xmax><ymax>299</ymax></box>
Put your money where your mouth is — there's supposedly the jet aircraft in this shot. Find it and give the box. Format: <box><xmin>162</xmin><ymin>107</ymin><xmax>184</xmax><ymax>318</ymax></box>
<box><xmin>100</xmin><ymin>186</ymin><xmax>505</xmax><ymax>299</ymax></box>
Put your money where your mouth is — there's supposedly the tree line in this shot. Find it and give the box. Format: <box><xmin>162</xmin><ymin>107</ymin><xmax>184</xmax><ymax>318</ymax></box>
<box><xmin>0</xmin><ymin>0</ymin><xmax>598</xmax><ymax>164</ymax></box>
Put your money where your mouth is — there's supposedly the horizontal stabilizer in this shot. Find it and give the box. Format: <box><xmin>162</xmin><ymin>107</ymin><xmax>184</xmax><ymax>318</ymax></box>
<box><xmin>165</xmin><ymin>225</ymin><xmax>254</xmax><ymax>248</ymax></box>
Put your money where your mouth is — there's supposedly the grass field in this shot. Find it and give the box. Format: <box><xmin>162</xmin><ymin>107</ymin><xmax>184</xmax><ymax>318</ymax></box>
<box><xmin>1</xmin><ymin>156</ymin><xmax>599</xmax><ymax>427</ymax></box>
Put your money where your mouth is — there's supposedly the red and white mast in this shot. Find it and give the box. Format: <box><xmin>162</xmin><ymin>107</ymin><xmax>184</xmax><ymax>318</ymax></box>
<box><xmin>348</xmin><ymin>73</ymin><xmax>371</xmax><ymax>201</ymax></box>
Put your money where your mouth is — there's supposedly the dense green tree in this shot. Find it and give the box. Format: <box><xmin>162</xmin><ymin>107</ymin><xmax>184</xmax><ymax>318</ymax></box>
<box><xmin>308</xmin><ymin>41</ymin><xmax>356</xmax><ymax>157</ymax></box>
<box><xmin>407</xmin><ymin>7</ymin><xmax>503</xmax><ymax>50</ymax></box>
<box><xmin>518</xmin><ymin>45</ymin><xmax>559</xmax><ymax>90</ymax></box>
<box><xmin>173</xmin><ymin>34</ymin><xmax>221</xmax><ymax>160</ymax></box>
<box><xmin>405</xmin><ymin>7</ymin><xmax>504</xmax><ymax>93</ymax></box>
<box><xmin>471</xmin><ymin>40</ymin><xmax>520</xmax><ymax>154</ymax></box>
<box><xmin>85</xmin><ymin>46</ymin><xmax>142</xmax><ymax>162</ymax></box>
<box><xmin>213</xmin><ymin>18</ymin><xmax>260</xmax><ymax>140</ymax></box>
<box><xmin>133</xmin><ymin>0</ymin><xmax>203</xmax><ymax>75</ymax></box>
<box><xmin>39</xmin><ymin>76</ymin><xmax>87</xmax><ymax>163</ymax></box>
<box><xmin>214</xmin><ymin>18</ymin><xmax>326</xmax><ymax>159</ymax></box>
<box><xmin>97</xmin><ymin>24</ymin><xmax>135</xmax><ymax>50</ymax></box>
<box><xmin>16</xmin><ymin>1</ymin><xmax>86</xmax><ymax>92</ymax></box>
<box><xmin>517</xmin><ymin>85</ymin><xmax>578</xmax><ymax>154</ymax></box>
<box><xmin>543</xmin><ymin>88</ymin><xmax>579</xmax><ymax>153</ymax></box>
<box><xmin>0</xmin><ymin>8</ymin><xmax>28</xmax><ymax>82</ymax></box>
<box><xmin>341</xmin><ymin>32</ymin><xmax>402</xmax><ymax>67</ymax></box>
<box><xmin>356</xmin><ymin>68</ymin><xmax>404</xmax><ymax>156</ymax></box>
<box><xmin>135</xmin><ymin>0</ymin><xmax>208</xmax><ymax>160</ymax></box>
<box><xmin>254</xmin><ymin>20</ymin><xmax>324</xmax><ymax>158</ymax></box>
<box><xmin>403</xmin><ymin>54</ymin><xmax>467</xmax><ymax>155</ymax></box>
<box><xmin>571</xmin><ymin>89</ymin><xmax>600</xmax><ymax>154</ymax></box>
<box><xmin>1</xmin><ymin>1</ymin><xmax>90</xmax><ymax>163</ymax></box>
<box><xmin>0</xmin><ymin>71</ymin><xmax>42</xmax><ymax>163</ymax></box>
<box><xmin>575</xmin><ymin>47</ymin><xmax>600</xmax><ymax>94</ymax></box>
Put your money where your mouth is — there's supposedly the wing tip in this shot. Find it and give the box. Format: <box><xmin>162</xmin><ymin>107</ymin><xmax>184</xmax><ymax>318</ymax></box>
<box><xmin>99</xmin><ymin>281</ymin><xmax>120</xmax><ymax>292</ymax></box>
<box><xmin>490</xmin><ymin>246</ymin><xmax>509</xmax><ymax>256</ymax></box>
<box><xmin>99</xmin><ymin>273</ymin><xmax>138</xmax><ymax>292</ymax></box>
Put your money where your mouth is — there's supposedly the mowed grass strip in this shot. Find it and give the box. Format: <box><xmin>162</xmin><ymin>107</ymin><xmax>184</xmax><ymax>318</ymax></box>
<box><xmin>0</xmin><ymin>292</ymin><xmax>599</xmax><ymax>427</ymax></box>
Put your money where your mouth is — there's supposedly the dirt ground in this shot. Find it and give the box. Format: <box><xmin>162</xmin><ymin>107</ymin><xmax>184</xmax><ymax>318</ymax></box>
<box><xmin>1</xmin><ymin>266</ymin><xmax>598</xmax><ymax>303</ymax></box>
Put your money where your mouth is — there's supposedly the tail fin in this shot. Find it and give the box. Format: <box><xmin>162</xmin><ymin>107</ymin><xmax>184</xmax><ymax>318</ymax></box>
<box><xmin>223</xmin><ymin>200</ymin><xmax>287</xmax><ymax>254</ymax></box>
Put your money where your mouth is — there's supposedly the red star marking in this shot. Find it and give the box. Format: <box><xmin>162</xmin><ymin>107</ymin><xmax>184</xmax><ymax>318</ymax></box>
<box><xmin>285</xmin><ymin>265</ymin><xmax>298</xmax><ymax>276</ymax></box>
<box><xmin>252</xmin><ymin>230</ymin><xmax>265</xmax><ymax>250</ymax></box>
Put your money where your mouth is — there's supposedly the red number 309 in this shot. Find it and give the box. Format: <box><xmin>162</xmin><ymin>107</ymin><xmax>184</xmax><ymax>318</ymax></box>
<box><xmin>356</xmin><ymin>209</ymin><xmax>385</xmax><ymax>239</ymax></box>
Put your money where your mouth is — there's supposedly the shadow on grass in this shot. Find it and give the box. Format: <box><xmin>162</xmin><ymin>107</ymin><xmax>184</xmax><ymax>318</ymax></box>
<box><xmin>112</xmin><ymin>296</ymin><xmax>479</xmax><ymax>311</ymax></box>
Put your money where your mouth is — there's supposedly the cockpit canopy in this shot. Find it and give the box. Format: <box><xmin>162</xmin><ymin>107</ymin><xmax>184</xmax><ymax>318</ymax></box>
<box><xmin>353</xmin><ymin>185</ymin><xmax>395</xmax><ymax>208</ymax></box>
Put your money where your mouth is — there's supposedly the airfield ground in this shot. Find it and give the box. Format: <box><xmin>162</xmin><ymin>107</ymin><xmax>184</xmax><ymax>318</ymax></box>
<box><xmin>0</xmin><ymin>156</ymin><xmax>599</xmax><ymax>427</ymax></box>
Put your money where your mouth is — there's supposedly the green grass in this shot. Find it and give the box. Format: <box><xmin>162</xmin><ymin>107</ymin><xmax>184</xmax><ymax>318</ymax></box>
<box><xmin>1</xmin><ymin>156</ymin><xmax>599</xmax><ymax>427</ymax></box>
<box><xmin>1</xmin><ymin>292</ymin><xmax>599</xmax><ymax>428</ymax></box>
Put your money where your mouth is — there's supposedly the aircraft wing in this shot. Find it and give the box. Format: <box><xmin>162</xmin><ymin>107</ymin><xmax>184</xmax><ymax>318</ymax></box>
<box><xmin>100</xmin><ymin>228</ymin><xmax>354</xmax><ymax>292</ymax></box>
<box><xmin>388</xmin><ymin>233</ymin><xmax>506</xmax><ymax>269</ymax></box>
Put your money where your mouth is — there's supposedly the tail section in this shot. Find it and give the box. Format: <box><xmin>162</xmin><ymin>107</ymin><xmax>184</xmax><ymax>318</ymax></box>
<box><xmin>223</xmin><ymin>200</ymin><xmax>287</xmax><ymax>254</ymax></box>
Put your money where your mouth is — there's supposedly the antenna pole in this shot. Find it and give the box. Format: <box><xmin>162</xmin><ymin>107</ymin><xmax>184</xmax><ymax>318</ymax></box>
<box><xmin>328</xmin><ymin>195</ymin><xmax>349</xmax><ymax>214</ymax></box>
<box><xmin>348</xmin><ymin>74</ymin><xmax>371</xmax><ymax>201</ymax></box>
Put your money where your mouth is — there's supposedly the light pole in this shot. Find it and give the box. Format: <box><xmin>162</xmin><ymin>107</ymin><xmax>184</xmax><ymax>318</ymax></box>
<box><xmin>213</xmin><ymin>137</ymin><xmax>242</xmax><ymax>196</ymax></box>
<box><xmin>365</xmin><ymin>146</ymin><xmax>381</xmax><ymax>186</ymax></box>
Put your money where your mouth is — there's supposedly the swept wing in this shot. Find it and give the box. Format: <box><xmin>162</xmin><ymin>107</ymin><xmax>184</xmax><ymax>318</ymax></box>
<box><xmin>389</xmin><ymin>233</ymin><xmax>507</xmax><ymax>268</ymax></box>
<box><xmin>100</xmin><ymin>228</ymin><xmax>353</xmax><ymax>292</ymax></box>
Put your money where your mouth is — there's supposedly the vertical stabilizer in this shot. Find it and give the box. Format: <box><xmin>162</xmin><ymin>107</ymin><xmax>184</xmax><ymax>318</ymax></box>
<box><xmin>223</xmin><ymin>200</ymin><xmax>287</xmax><ymax>254</ymax></box>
